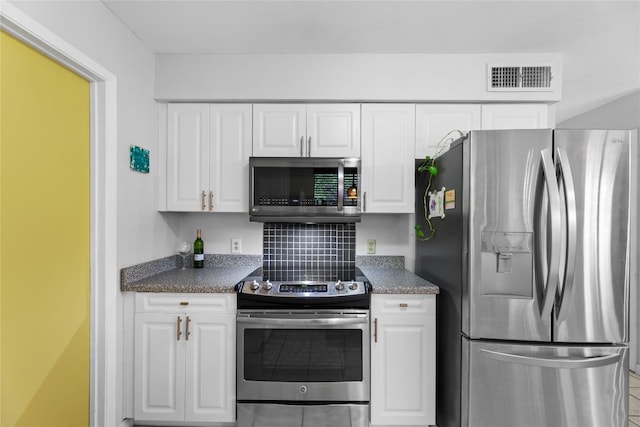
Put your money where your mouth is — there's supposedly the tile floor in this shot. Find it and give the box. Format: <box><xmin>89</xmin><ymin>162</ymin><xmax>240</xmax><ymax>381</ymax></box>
<box><xmin>631</xmin><ymin>370</ymin><xmax>640</xmax><ymax>426</ymax></box>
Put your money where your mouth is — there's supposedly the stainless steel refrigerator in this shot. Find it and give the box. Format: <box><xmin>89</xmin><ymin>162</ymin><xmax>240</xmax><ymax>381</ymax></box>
<box><xmin>415</xmin><ymin>129</ymin><xmax>637</xmax><ymax>427</ymax></box>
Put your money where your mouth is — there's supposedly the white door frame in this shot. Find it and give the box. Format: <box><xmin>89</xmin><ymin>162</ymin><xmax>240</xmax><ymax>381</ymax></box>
<box><xmin>632</xmin><ymin>132</ymin><xmax>639</xmax><ymax>373</ymax></box>
<box><xmin>1</xmin><ymin>3</ymin><xmax>118</xmax><ymax>426</ymax></box>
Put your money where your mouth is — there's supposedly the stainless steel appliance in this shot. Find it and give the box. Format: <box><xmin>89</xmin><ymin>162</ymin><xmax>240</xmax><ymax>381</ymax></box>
<box><xmin>415</xmin><ymin>129</ymin><xmax>637</xmax><ymax>427</ymax></box>
<box><xmin>236</xmin><ymin>271</ymin><xmax>371</xmax><ymax>427</ymax></box>
<box><xmin>249</xmin><ymin>157</ymin><xmax>361</xmax><ymax>223</ymax></box>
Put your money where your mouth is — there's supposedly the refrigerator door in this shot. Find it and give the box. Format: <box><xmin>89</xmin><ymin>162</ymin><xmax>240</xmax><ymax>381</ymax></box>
<box><xmin>462</xmin><ymin>338</ymin><xmax>629</xmax><ymax>427</ymax></box>
<box><xmin>553</xmin><ymin>130</ymin><xmax>632</xmax><ymax>344</ymax></box>
<box><xmin>467</xmin><ymin>129</ymin><xmax>558</xmax><ymax>341</ymax></box>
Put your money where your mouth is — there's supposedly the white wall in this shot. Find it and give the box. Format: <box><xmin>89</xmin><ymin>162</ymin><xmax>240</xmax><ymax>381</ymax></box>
<box><xmin>558</xmin><ymin>90</ymin><xmax>640</xmax><ymax>130</ymax></box>
<box><xmin>8</xmin><ymin>0</ymin><xmax>180</xmax><ymax>268</ymax></box>
<box><xmin>6</xmin><ymin>1</ymin><xmax>179</xmax><ymax>424</ymax></box>
<box><xmin>155</xmin><ymin>53</ymin><xmax>562</xmax><ymax>103</ymax></box>
<box><xmin>176</xmin><ymin>213</ymin><xmax>416</xmax><ymax>269</ymax></box>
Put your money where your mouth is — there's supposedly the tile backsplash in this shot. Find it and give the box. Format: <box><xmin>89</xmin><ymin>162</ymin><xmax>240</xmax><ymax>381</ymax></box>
<box><xmin>263</xmin><ymin>223</ymin><xmax>356</xmax><ymax>281</ymax></box>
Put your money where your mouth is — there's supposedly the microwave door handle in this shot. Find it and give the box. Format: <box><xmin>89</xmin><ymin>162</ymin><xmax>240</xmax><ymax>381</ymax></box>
<box><xmin>337</xmin><ymin>162</ymin><xmax>344</xmax><ymax>211</ymax></box>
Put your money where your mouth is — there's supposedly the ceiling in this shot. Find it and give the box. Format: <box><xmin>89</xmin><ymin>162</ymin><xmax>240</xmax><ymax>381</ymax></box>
<box><xmin>100</xmin><ymin>0</ymin><xmax>634</xmax><ymax>55</ymax></box>
<box><xmin>100</xmin><ymin>0</ymin><xmax>639</xmax><ymax>121</ymax></box>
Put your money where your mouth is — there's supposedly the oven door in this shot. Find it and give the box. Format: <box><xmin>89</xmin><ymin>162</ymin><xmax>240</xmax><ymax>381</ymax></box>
<box><xmin>237</xmin><ymin>310</ymin><xmax>370</xmax><ymax>403</ymax></box>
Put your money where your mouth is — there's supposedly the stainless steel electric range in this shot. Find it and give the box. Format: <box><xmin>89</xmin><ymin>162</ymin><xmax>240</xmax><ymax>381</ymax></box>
<box><xmin>236</xmin><ymin>269</ymin><xmax>371</xmax><ymax>427</ymax></box>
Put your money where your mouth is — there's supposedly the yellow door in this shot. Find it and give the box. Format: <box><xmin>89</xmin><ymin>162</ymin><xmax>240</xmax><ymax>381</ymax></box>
<box><xmin>1</xmin><ymin>31</ymin><xmax>90</xmax><ymax>426</ymax></box>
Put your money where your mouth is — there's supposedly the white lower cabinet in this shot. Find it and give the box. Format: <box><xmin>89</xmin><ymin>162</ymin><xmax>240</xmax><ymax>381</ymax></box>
<box><xmin>370</xmin><ymin>294</ymin><xmax>436</xmax><ymax>426</ymax></box>
<box><xmin>134</xmin><ymin>293</ymin><xmax>236</xmax><ymax>424</ymax></box>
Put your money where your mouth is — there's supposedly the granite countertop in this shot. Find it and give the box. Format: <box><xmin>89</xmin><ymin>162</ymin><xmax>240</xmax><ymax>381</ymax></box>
<box><xmin>360</xmin><ymin>267</ymin><xmax>439</xmax><ymax>295</ymax></box>
<box><xmin>121</xmin><ymin>255</ymin><xmax>438</xmax><ymax>295</ymax></box>
<box><xmin>121</xmin><ymin>255</ymin><xmax>261</xmax><ymax>293</ymax></box>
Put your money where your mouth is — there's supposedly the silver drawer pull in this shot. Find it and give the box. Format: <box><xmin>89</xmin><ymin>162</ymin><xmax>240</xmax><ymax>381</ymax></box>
<box><xmin>399</xmin><ymin>303</ymin><xmax>408</xmax><ymax>308</ymax></box>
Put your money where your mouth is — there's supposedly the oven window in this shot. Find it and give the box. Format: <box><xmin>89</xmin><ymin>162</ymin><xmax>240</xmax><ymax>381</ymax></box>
<box><xmin>243</xmin><ymin>329</ymin><xmax>363</xmax><ymax>382</ymax></box>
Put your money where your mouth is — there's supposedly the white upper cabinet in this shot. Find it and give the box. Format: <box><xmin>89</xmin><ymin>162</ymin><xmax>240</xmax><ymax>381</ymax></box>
<box><xmin>361</xmin><ymin>104</ymin><xmax>415</xmax><ymax>213</ymax></box>
<box><xmin>253</xmin><ymin>104</ymin><xmax>360</xmax><ymax>157</ymax></box>
<box><xmin>415</xmin><ymin>104</ymin><xmax>481</xmax><ymax>159</ymax></box>
<box><xmin>481</xmin><ymin>103</ymin><xmax>550</xmax><ymax>130</ymax></box>
<box><xmin>166</xmin><ymin>104</ymin><xmax>210</xmax><ymax>212</ymax></box>
<box><xmin>166</xmin><ymin>103</ymin><xmax>251</xmax><ymax>212</ymax></box>
<box><xmin>306</xmin><ymin>104</ymin><xmax>361</xmax><ymax>157</ymax></box>
<box><xmin>253</xmin><ymin>104</ymin><xmax>306</xmax><ymax>157</ymax></box>
<box><xmin>209</xmin><ymin>104</ymin><xmax>252</xmax><ymax>212</ymax></box>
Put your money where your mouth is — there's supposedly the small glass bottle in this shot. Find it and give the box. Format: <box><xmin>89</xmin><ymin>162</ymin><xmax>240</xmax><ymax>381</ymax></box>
<box><xmin>193</xmin><ymin>229</ymin><xmax>204</xmax><ymax>269</ymax></box>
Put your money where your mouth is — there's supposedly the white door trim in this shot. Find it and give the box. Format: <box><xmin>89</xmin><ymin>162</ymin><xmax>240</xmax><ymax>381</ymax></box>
<box><xmin>0</xmin><ymin>3</ymin><xmax>118</xmax><ymax>426</ymax></box>
<box><xmin>631</xmin><ymin>130</ymin><xmax>639</xmax><ymax>373</ymax></box>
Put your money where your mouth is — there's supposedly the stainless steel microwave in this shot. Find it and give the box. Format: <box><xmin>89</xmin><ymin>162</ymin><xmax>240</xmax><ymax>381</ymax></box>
<box><xmin>249</xmin><ymin>157</ymin><xmax>361</xmax><ymax>223</ymax></box>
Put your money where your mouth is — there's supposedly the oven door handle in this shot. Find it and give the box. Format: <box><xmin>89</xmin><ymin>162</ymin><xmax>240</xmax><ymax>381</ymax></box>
<box><xmin>236</xmin><ymin>316</ymin><xmax>368</xmax><ymax>327</ymax></box>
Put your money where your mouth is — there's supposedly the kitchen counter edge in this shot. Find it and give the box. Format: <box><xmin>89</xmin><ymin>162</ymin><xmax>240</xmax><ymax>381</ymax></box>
<box><xmin>121</xmin><ymin>255</ymin><xmax>439</xmax><ymax>295</ymax></box>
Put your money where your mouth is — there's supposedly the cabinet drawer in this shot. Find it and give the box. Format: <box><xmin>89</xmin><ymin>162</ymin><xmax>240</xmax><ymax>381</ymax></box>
<box><xmin>371</xmin><ymin>294</ymin><xmax>434</xmax><ymax>315</ymax></box>
<box><xmin>135</xmin><ymin>293</ymin><xmax>236</xmax><ymax>313</ymax></box>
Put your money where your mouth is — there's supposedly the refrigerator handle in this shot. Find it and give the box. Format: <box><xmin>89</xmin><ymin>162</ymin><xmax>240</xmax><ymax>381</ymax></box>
<box><xmin>555</xmin><ymin>148</ymin><xmax>577</xmax><ymax>322</ymax></box>
<box><xmin>539</xmin><ymin>149</ymin><xmax>561</xmax><ymax>320</ymax></box>
<box><xmin>480</xmin><ymin>349</ymin><xmax>621</xmax><ymax>370</ymax></box>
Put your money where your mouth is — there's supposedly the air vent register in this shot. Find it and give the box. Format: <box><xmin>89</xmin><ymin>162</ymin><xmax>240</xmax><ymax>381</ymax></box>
<box><xmin>488</xmin><ymin>64</ymin><xmax>554</xmax><ymax>91</ymax></box>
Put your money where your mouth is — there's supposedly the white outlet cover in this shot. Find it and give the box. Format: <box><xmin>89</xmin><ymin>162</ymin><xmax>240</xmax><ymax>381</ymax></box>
<box><xmin>367</xmin><ymin>239</ymin><xmax>376</xmax><ymax>254</ymax></box>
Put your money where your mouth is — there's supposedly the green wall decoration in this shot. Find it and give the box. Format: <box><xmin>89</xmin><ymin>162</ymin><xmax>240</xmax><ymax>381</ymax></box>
<box><xmin>130</xmin><ymin>145</ymin><xmax>149</xmax><ymax>173</ymax></box>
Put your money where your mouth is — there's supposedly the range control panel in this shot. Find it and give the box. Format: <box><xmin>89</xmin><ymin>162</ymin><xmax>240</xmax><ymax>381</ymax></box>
<box><xmin>240</xmin><ymin>280</ymin><xmax>366</xmax><ymax>297</ymax></box>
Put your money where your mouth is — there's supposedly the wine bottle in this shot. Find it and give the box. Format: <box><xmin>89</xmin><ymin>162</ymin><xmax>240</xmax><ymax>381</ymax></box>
<box><xmin>193</xmin><ymin>229</ymin><xmax>204</xmax><ymax>269</ymax></box>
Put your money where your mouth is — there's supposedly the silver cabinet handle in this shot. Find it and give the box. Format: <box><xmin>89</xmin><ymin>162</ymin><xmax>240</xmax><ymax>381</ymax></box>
<box><xmin>399</xmin><ymin>303</ymin><xmax>408</xmax><ymax>308</ymax></box>
<box><xmin>374</xmin><ymin>318</ymin><xmax>378</xmax><ymax>343</ymax></box>
<box><xmin>209</xmin><ymin>191</ymin><xmax>214</xmax><ymax>211</ymax></box>
<box><xmin>480</xmin><ymin>349</ymin><xmax>621</xmax><ymax>369</ymax></box>
<box><xmin>176</xmin><ymin>316</ymin><xmax>182</xmax><ymax>341</ymax></box>
<box><xmin>300</xmin><ymin>136</ymin><xmax>304</xmax><ymax>157</ymax></box>
<box><xmin>555</xmin><ymin>148</ymin><xmax>577</xmax><ymax>322</ymax></box>
<box><xmin>363</xmin><ymin>191</ymin><xmax>367</xmax><ymax>212</ymax></box>
<box><xmin>201</xmin><ymin>191</ymin><xmax>206</xmax><ymax>211</ymax></box>
<box><xmin>308</xmin><ymin>136</ymin><xmax>311</xmax><ymax>157</ymax></box>
<box><xmin>539</xmin><ymin>149</ymin><xmax>561</xmax><ymax>320</ymax></box>
<box><xmin>185</xmin><ymin>316</ymin><xmax>191</xmax><ymax>341</ymax></box>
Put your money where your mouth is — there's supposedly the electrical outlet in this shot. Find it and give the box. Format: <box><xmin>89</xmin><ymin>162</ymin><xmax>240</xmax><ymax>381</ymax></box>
<box><xmin>367</xmin><ymin>239</ymin><xmax>376</xmax><ymax>254</ymax></box>
<box><xmin>231</xmin><ymin>238</ymin><xmax>242</xmax><ymax>254</ymax></box>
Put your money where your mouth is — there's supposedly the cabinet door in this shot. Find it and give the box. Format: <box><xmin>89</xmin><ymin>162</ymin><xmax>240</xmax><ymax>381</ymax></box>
<box><xmin>371</xmin><ymin>295</ymin><xmax>436</xmax><ymax>426</ymax></box>
<box><xmin>167</xmin><ymin>104</ymin><xmax>210</xmax><ymax>211</ymax></box>
<box><xmin>253</xmin><ymin>104</ymin><xmax>306</xmax><ymax>157</ymax></box>
<box><xmin>415</xmin><ymin>104</ymin><xmax>481</xmax><ymax>158</ymax></box>
<box><xmin>134</xmin><ymin>313</ymin><xmax>186</xmax><ymax>422</ymax></box>
<box><xmin>361</xmin><ymin>104</ymin><xmax>415</xmax><ymax>213</ymax></box>
<box><xmin>481</xmin><ymin>104</ymin><xmax>549</xmax><ymax>130</ymax></box>
<box><xmin>209</xmin><ymin>104</ymin><xmax>252</xmax><ymax>212</ymax></box>
<box><xmin>184</xmin><ymin>314</ymin><xmax>236</xmax><ymax>422</ymax></box>
<box><xmin>307</xmin><ymin>104</ymin><xmax>361</xmax><ymax>157</ymax></box>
